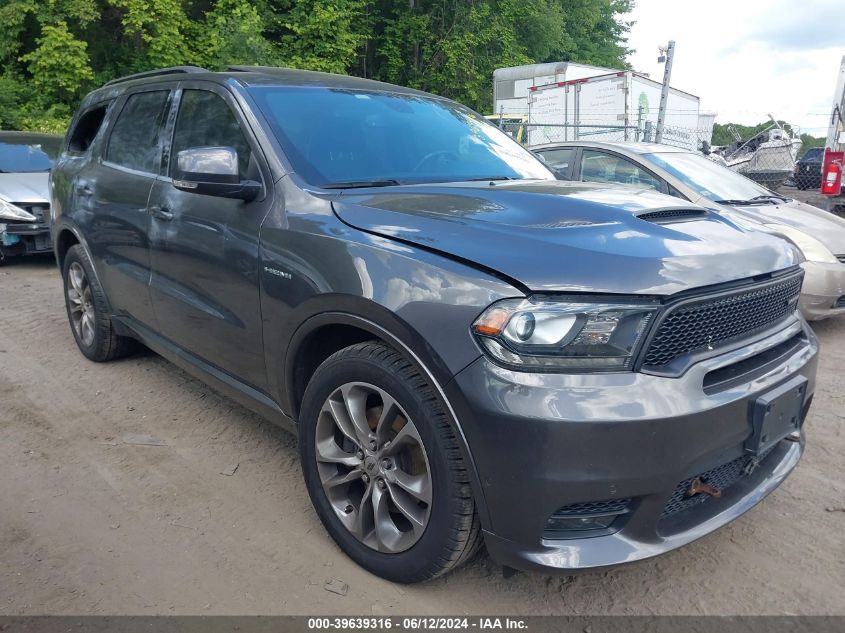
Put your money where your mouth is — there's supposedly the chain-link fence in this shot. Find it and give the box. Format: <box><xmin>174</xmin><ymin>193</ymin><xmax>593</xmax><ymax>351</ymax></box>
<box><xmin>496</xmin><ymin>118</ymin><xmax>801</xmax><ymax>190</ymax></box>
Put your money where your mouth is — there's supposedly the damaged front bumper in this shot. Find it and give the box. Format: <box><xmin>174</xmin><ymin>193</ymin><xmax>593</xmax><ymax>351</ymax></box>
<box><xmin>0</xmin><ymin>221</ymin><xmax>53</xmax><ymax>258</ymax></box>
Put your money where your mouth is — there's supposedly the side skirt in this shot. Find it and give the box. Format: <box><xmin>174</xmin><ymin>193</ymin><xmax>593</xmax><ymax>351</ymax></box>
<box><xmin>113</xmin><ymin>315</ymin><xmax>296</xmax><ymax>434</ymax></box>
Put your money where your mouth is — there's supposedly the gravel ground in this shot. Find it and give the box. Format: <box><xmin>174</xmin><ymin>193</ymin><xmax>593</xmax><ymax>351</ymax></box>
<box><xmin>0</xmin><ymin>255</ymin><xmax>843</xmax><ymax>616</ymax></box>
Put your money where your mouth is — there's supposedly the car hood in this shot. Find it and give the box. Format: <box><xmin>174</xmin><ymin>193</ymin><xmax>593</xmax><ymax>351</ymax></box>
<box><xmin>0</xmin><ymin>172</ymin><xmax>50</xmax><ymax>204</ymax></box>
<box><xmin>332</xmin><ymin>180</ymin><xmax>797</xmax><ymax>295</ymax></box>
<box><xmin>724</xmin><ymin>198</ymin><xmax>845</xmax><ymax>256</ymax></box>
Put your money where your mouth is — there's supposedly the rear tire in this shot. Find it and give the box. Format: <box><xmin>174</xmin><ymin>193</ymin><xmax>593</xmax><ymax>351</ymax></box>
<box><xmin>299</xmin><ymin>342</ymin><xmax>481</xmax><ymax>582</ymax></box>
<box><xmin>62</xmin><ymin>244</ymin><xmax>137</xmax><ymax>362</ymax></box>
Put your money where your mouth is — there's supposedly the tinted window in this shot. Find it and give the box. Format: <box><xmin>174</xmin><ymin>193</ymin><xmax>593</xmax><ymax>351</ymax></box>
<box><xmin>537</xmin><ymin>148</ymin><xmax>574</xmax><ymax>178</ymax></box>
<box><xmin>0</xmin><ymin>136</ymin><xmax>61</xmax><ymax>172</ymax></box>
<box><xmin>250</xmin><ymin>87</ymin><xmax>552</xmax><ymax>186</ymax></box>
<box><xmin>580</xmin><ymin>150</ymin><xmax>662</xmax><ymax>191</ymax></box>
<box><xmin>801</xmin><ymin>147</ymin><xmax>823</xmax><ymax>161</ymax></box>
<box><xmin>642</xmin><ymin>151</ymin><xmax>774</xmax><ymax>202</ymax></box>
<box><xmin>107</xmin><ymin>91</ymin><xmax>169</xmax><ymax>173</ymax></box>
<box><xmin>171</xmin><ymin>90</ymin><xmax>252</xmax><ymax>178</ymax></box>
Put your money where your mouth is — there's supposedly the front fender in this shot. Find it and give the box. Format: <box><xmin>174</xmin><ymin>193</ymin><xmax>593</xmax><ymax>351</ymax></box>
<box><xmin>284</xmin><ymin>308</ymin><xmax>494</xmax><ymax>530</ymax></box>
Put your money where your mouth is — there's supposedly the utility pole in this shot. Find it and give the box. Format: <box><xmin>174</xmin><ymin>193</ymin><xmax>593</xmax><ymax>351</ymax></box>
<box><xmin>655</xmin><ymin>40</ymin><xmax>675</xmax><ymax>144</ymax></box>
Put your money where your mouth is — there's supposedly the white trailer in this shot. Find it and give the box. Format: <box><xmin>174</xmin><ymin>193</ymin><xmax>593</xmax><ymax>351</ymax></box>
<box><xmin>826</xmin><ymin>55</ymin><xmax>845</xmax><ymax>151</ymax></box>
<box><xmin>525</xmin><ymin>71</ymin><xmax>706</xmax><ymax>150</ymax></box>
<box><xmin>493</xmin><ymin>61</ymin><xmax>620</xmax><ymax>117</ymax></box>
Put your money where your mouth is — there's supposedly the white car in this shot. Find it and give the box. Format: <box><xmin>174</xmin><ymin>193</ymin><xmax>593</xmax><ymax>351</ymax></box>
<box><xmin>0</xmin><ymin>131</ymin><xmax>61</xmax><ymax>265</ymax></box>
<box><xmin>534</xmin><ymin>141</ymin><xmax>845</xmax><ymax>320</ymax></box>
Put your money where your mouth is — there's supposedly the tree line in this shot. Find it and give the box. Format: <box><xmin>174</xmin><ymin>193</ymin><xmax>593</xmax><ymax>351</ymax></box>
<box><xmin>0</xmin><ymin>0</ymin><xmax>632</xmax><ymax>133</ymax></box>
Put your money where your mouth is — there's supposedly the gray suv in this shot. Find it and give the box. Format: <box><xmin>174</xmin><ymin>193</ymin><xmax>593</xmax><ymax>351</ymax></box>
<box><xmin>50</xmin><ymin>66</ymin><xmax>818</xmax><ymax>582</ymax></box>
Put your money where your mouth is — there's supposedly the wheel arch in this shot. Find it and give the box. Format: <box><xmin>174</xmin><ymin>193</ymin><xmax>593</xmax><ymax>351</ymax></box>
<box><xmin>55</xmin><ymin>226</ymin><xmax>80</xmax><ymax>270</ymax></box>
<box><xmin>53</xmin><ymin>221</ymin><xmax>113</xmax><ymax>314</ymax></box>
<box><xmin>284</xmin><ymin>311</ymin><xmax>491</xmax><ymax>528</ymax></box>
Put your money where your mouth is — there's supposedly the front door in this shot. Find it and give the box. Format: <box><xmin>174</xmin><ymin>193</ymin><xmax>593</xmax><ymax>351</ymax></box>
<box><xmin>147</xmin><ymin>85</ymin><xmax>272</xmax><ymax>390</ymax></box>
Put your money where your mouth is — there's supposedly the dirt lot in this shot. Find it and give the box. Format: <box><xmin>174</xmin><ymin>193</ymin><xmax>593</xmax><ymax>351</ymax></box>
<box><xmin>1</xmin><ymin>255</ymin><xmax>843</xmax><ymax>616</ymax></box>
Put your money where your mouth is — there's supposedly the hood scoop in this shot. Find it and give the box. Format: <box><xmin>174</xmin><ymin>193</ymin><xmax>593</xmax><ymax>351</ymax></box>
<box><xmin>636</xmin><ymin>208</ymin><xmax>708</xmax><ymax>223</ymax></box>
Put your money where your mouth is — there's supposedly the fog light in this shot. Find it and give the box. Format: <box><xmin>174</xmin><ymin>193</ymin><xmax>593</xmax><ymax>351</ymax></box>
<box><xmin>545</xmin><ymin>514</ymin><xmax>618</xmax><ymax>533</ymax></box>
<box><xmin>543</xmin><ymin>498</ymin><xmax>633</xmax><ymax>539</ymax></box>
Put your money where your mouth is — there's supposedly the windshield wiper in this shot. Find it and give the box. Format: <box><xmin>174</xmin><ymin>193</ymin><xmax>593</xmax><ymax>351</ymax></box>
<box><xmin>750</xmin><ymin>194</ymin><xmax>791</xmax><ymax>203</ymax></box>
<box><xmin>463</xmin><ymin>176</ymin><xmax>518</xmax><ymax>182</ymax></box>
<box><xmin>320</xmin><ymin>179</ymin><xmax>402</xmax><ymax>189</ymax></box>
<box><xmin>714</xmin><ymin>197</ymin><xmax>778</xmax><ymax>206</ymax></box>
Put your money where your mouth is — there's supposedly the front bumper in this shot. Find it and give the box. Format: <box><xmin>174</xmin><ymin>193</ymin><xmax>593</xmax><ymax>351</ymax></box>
<box><xmin>0</xmin><ymin>222</ymin><xmax>52</xmax><ymax>256</ymax></box>
<box><xmin>800</xmin><ymin>261</ymin><xmax>845</xmax><ymax>320</ymax></box>
<box><xmin>447</xmin><ymin>319</ymin><xmax>818</xmax><ymax>572</ymax></box>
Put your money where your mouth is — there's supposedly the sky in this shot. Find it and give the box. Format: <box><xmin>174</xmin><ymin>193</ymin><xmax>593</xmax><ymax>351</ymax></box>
<box><xmin>623</xmin><ymin>0</ymin><xmax>845</xmax><ymax>135</ymax></box>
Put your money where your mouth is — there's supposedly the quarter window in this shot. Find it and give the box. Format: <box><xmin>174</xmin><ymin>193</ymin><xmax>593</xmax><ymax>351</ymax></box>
<box><xmin>171</xmin><ymin>90</ymin><xmax>252</xmax><ymax>179</ymax></box>
<box><xmin>580</xmin><ymin>150</ymin><xmax>662</xmax><ymax>191</ymax></box>
<box><xmin>106</xmin><ymin>91</ymin><xmax>170</xmax><ymax>173</ymax></box>
<box><xmin>67</xmin><ymin>103</ymin><xmax>110</xmax><ymax>154</ymax></box>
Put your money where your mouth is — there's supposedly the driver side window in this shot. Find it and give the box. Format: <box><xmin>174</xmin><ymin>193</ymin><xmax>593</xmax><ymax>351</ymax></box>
<box><xmin>171</xmin><ymin>90</ymin><xmax>253</xmax><ymax>179</ymax></box>
<box><xmin>580</xmin><ymin>150</ymin><xmax>662</xmax><ymax>191</ymax></box>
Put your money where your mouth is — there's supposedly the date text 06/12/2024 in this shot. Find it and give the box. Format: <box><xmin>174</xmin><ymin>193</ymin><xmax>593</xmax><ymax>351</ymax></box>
<box><xmin>307</xmin><ymin>617</ymin><xmax>528</xmax><ymax>630</ymax></box>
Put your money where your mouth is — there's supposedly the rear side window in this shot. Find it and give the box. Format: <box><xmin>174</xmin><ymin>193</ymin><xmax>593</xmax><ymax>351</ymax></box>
<box><xmin>106</xmin><ymin>91</ymin><xmax>170</xmax><ymax>173</ymax></box>
<box><xmin>170</xmin><ymin>90</ymin><xmax>252</xmax><ymax>179</ymax></box>
<box><xmin>67</xmin><ymin>103</ymin><xmax>109</xmax><ymax>153</ymax></box>
<box><xmin>580</xmin><ymin>150</ymin><xmax>663</xmax><ymax>191</ymax></box>
<box><xmin>537</xmin><ymin>148</ymin><xmax>574</xmax><ymax>178</ymax></box>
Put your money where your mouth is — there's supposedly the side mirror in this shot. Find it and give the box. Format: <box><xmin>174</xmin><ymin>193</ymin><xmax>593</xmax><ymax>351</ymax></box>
<box><xmin>173</xmin><ymin>147</ymin><xmax>261</xmax><ymax>201</ymax></box>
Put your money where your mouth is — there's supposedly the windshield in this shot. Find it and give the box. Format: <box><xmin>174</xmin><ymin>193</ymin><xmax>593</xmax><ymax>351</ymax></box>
<box><xmin>0</xmin><ymin>138</ymin><xmax>61</xmax><ymax>173</ymax></box>
<box><xmin>642</xmin><ymin>150</ymin><xmax>774</xmax><ymax>202</ymax></box>
<box><xmin>250</xmin><ymin>87</ymin><xmax>552</xmax><ymax>186</ymax></box>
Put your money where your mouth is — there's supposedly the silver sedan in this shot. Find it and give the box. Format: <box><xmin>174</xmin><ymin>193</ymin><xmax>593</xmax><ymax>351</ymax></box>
<box><xmin>533</xmin><ymin>141</ymin><xmax>845</xmax><ymax>320</ymax></box>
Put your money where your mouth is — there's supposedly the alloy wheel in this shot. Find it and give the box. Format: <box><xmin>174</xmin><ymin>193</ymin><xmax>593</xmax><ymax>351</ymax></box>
<box><xmin>67</xmin><ymin>261</ymin><xmax>96</xmax><ymax>347</ymax></box>
<box><xmin>315</xmin><ymin>382</ymin><xmax>432</xmax><ymax>553</ymax></box>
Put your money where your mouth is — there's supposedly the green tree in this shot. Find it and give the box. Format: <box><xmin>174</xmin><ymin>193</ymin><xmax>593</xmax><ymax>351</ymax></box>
<box><xmin>21</xmin><ymin>21</ymin><xmax>94</xmax><ymax>104</ymax></box>
<box><xmin>108</xmin><ymin>0</ymin><xmax>195</xmax><ymax>69</ymax></box>
<box><xmin>273</xmin><ymin>0</ymin><xmax>367</xmax><ymax>74</ymax></box>
<box><xmin>200</xmin><ymin>0</ymin><xmax>278</xmax><ymax>68</ymax></box>
<box><xmin>0</xmin><ymin>0</ymin><xmax>634</xmax><ymax>132</ymax></box>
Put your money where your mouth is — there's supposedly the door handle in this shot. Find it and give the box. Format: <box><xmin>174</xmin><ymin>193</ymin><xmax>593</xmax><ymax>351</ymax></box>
<box><xmin>150</xmin><ymin>206</ymin><xmax>174</xmax><ymax>221</ymax></box>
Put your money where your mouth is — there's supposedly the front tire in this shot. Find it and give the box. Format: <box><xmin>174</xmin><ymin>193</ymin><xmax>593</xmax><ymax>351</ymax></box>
<box><xmin>299</xmin><ymin>342</ymin><xmax>481</xmax><ymax>582</ymax></box>
<box><xmin>62</xmin><ymin>244</ymin><xmax>136</xmax><ymax>362</ymax></box>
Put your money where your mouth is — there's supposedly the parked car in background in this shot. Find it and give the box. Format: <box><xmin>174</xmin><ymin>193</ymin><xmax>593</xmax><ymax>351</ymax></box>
<box><xmin>52</xmin><ymin>66</ymin><xmax>817</xmax><ymax>582</ymax></box>
<box><xmin>484</xmin><ymin>114</ymin><xmax>528</xmax><ymax>144</ymax></box>
<box><xmin>794</xmin><ymin>147</ymin><xmax>824</xmax><ymax>190</ymax></box>
<box><xmin>0</xmin><ymin>131</ymin><xmax>61</xmax><ymax>264</ymax></box>
<box><xmin>534</xmin><ymin>141</ymin><xmax>845</xmax><ymax>320</ymax></box>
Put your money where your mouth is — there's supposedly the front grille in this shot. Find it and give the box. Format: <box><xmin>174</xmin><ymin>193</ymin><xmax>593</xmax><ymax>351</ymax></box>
<box><xmin>550</xmin><ymin>498</ymin><xmax>632</xmax><ymax>517</ymax></box>
<box><xmin>14</xmin><ymin>203</ymin><xmax>49</xmax><ymax>224</ymax></box>
<box><xmin>661</xmin><ymin>447</ymin><xmax>776</xmax><ymax>519</ymax></box>
<box><xmin>642</xmin><ymin>273</ymin><xmax>803</xmax><ymax>369</ymax></box>
<box><xmin>637</xmin><ymin>208</ymin><xmax>707</xmax><ymax>223</ymax></box>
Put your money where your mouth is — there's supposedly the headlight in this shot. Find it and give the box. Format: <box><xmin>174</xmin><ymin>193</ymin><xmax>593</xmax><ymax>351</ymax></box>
<box><xmin>764</xmin><ymin>223</ymin><xmax>838</xmax><ymax>264</ymax></box>
<box><xmin>0</xmin><ymin>199</ymin><xmax>37</xmax><ymax>222</ymax></box>
<box><xmin>472</xmin><ymin>298</ymin><xmax>658</xmax><ymax>371</ymax></box>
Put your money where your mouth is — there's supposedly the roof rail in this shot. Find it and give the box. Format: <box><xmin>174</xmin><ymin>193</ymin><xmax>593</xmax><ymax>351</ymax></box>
<box><xmin>104</xmin><ymin>66</ymin><xmax>208</xmax><ymax>87</ymax></box>
<box><xmin>226</xmin><ymin>65</ymin><xmax>283</xmax><ymax>73</ymax></box>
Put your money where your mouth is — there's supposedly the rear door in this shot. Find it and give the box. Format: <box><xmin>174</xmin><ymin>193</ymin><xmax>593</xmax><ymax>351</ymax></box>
<box><xmin>146</xmin><ymin>83</ymin><xmax>272</xmax><ymax>390</ymax></box>
<box><xmin>85</xmin><ymin>87</ymin><xmax>173</xmax><ymax>327</ymax></box>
